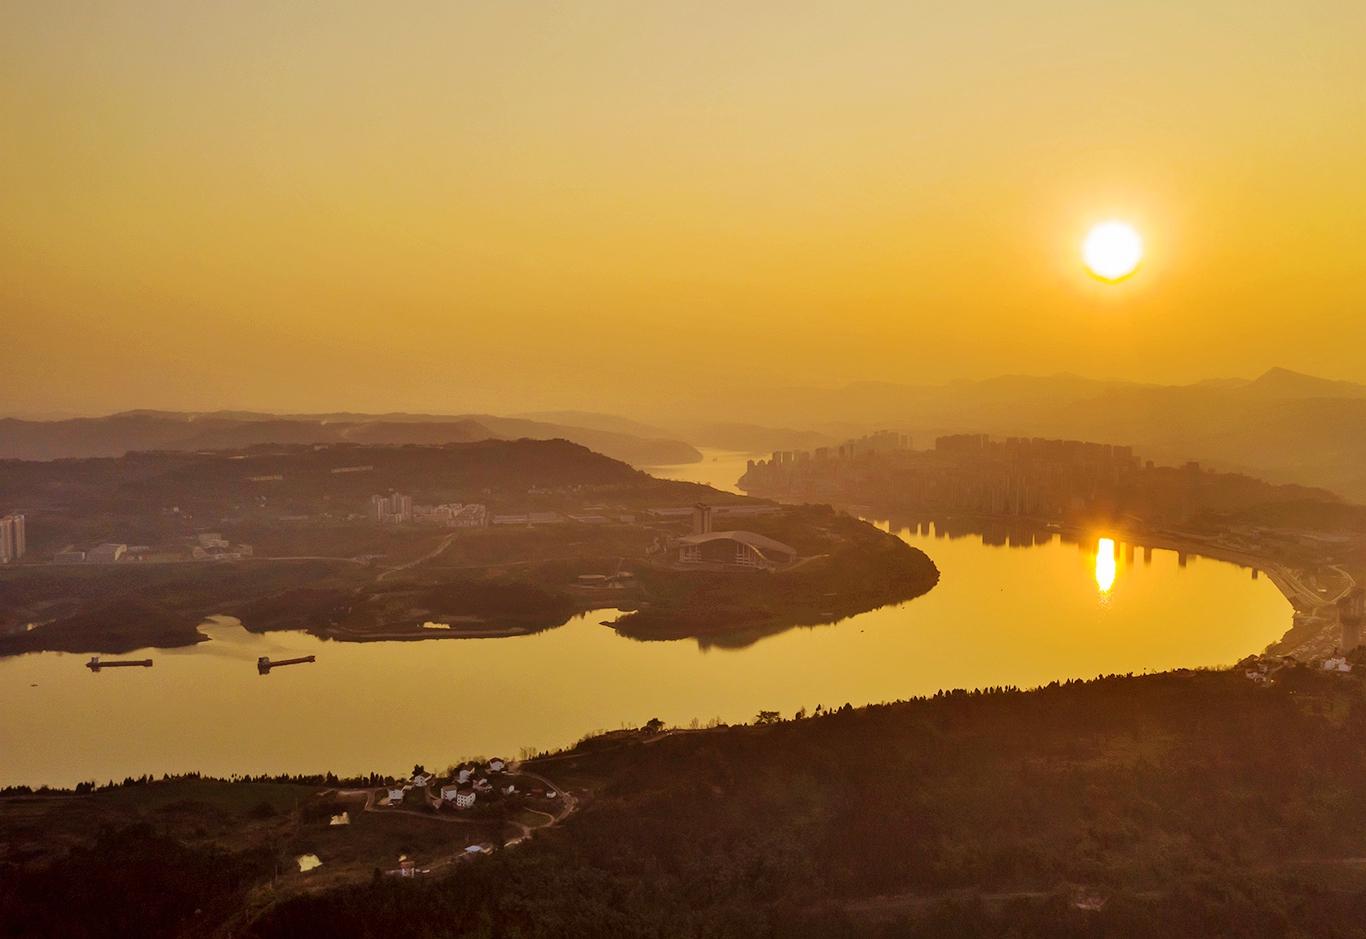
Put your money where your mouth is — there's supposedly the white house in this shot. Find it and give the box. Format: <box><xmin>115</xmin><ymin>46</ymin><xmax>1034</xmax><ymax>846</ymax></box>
<box><xmin>440</xmin><ymin>785</ymin><xmax>461</xmax><ymax>802</ymax></box>
<box><xmin>487</xmin><ymin>758</ymin><xmax>507</xmax><ymax>773</ymax></box>
<box><xmin>386</xmin><ymin>787</ymin><xmax>405</xmax><ymax>804</ymax></box>
<box><xmin>502</xmin><ymin>784</ymin><xmax>517</xmax><ymax>796</ymax></box>
<box><xmin>474</xmin><ymin>777</ymin><xmax>493</xmax><ymax>793</ymax></box>
<box><xmin>411</xmin><ymin>772</ymin><xmax>434</xmax><ymax>787</ymax></box>
<box><xmin>456</xmin><ymin>767</ymin><xmax>473</xmax><ymax>784</ymax></box>
<box><xmin>1323</xmin><ymin>656</ymin><xmax>1353</xmax><ymax>673</ymax></box>
<box><xmin>454</xmin><ymin>788</ymin><xmax>477</xmax><ymax>810</ymax></box>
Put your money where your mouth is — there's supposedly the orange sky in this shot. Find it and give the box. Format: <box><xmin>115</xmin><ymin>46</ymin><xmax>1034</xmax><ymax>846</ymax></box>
<box><xmin>3</xmin><ymin>2</ymin><xmax>1364</xmax><ymax>416</ymax></box>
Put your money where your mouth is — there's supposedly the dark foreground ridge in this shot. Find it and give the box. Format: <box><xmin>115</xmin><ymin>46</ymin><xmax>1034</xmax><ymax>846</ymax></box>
<box><xmin>8</xmin><ymin>661</ymin><xmax>1366</xmax><ymax>937</ymax></box>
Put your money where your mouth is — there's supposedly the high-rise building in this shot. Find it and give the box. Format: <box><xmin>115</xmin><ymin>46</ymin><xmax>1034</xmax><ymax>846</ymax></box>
<box><xmin>692</xmin><ymin>503</ymin><xmax>713</xmax><ymax>535</ymax></box>
<box><xmin>370</xmin><ymin>494</ymin><xmax>389</xmax><ymax>522</ymax></box>
<box><xmin>370</xmin><ymin>493</ymin><xmax>414</xmax><ymax>524</ymax></box>
<box><xmin>1</xmin><ymin>514</ymin><xmax>27</xmax><ymax>563</ymax></box>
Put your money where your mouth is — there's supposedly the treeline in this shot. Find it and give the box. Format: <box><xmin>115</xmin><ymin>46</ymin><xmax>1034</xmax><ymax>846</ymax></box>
<box><xmin>0</xmin><ymin>769</ymin><xmax>396</xmax><ymax>798</ymax></box>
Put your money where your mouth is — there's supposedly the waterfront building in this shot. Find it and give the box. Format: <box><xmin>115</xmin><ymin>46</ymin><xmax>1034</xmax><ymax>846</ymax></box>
<box><xmin>677</xmin><ymin>531</ymin><xmax>797</xmax><ymax>570</ymax></box>
<box><xmin>0</xmin><ymin>514</ymin><xmax>26</xmax><ymax>563</ymax></box>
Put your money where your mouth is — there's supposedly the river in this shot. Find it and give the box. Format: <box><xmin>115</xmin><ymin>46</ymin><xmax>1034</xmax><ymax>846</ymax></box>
<box><xmin>0</xmin><ymin>513</ymin><xmax>1289</xmax><ymax>788</ymax></box>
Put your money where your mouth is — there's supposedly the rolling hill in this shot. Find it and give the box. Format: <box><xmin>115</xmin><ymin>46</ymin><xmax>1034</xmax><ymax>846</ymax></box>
<box><xmin>0</xmin><ymin>410</ymin><xmax>700</xmax><ymax>468</ymax></box>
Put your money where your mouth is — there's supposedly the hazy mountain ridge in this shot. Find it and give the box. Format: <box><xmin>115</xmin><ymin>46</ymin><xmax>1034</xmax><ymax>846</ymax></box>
<box><xmin>0</xmin><ymin>410</ymin><xmax>700</xmax><ymax>468</ymax></box>
<box><xmin>675</xmin><ymin>368</ymin><xmax>1366</xmax><ymax>500</ymax></box>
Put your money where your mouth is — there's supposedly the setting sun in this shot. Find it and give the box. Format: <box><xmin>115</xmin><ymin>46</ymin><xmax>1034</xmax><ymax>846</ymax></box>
<box><xmin>1083</xmin><ymin>221</ymin><xmax>1144</xmax><ymax>282</ymax></box>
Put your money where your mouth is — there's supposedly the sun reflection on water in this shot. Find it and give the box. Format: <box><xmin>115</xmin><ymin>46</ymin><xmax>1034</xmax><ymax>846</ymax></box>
<box><xmin>1095</xmin><ymin>537</ymin><xmax>1117</xmax><ymax>595</ymax></box>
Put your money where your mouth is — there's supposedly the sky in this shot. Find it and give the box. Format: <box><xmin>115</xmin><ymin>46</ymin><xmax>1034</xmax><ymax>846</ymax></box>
<box><xmin>3</xmin><ymin>1</ymin><xmax>1365</xmax><ymax>417</ymax></box>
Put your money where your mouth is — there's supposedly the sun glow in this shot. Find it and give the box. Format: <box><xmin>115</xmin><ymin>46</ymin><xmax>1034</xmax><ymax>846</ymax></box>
<box><xmin>1082</xmin><ymin>221</ymin><xmax>1143</xmax><ymax>281</ymax></box>
<box><xmin>1095</xmin><ymin>537</ymin><xmax>1117</xmax><ymax>594</ymax></box>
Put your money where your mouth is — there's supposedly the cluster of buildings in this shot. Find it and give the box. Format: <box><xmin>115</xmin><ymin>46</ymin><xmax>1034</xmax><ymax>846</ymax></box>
<box><xmin>370</xmin><ymin>492</ymin><xmax>414</xmax><ymax>523</ymax></box>
<box><xmin>0</xmin><ymin>514</ymin><xmax>26</xmax><ymax>564</ymax></box>
<box><xmin>371</xmin><ymin>493</ymin><xmax>490</xmax><ymax>528</ymax></box>
<box><xmin>53</xmin><ymin>532</ymin><xmax>254</xmax><ymax>565</ymax></box>
<box><xmin>741</xmin><ymin>433</ymin><xmax>1176</xmax><ymax>521</ymax></box>
<box><xmin>765</xmin><ymin>430</ymin><xmax>911</xmax><ymax>467</ymax></box>
<box><xmin>414</xmin><ymin>502</ymin><xmax>488</xmax><ymax>528</ymax></box>
<box><xmin>385</xmin><ymin>758</ymin><xmax>519</xmax><ymax>812</ymax></box>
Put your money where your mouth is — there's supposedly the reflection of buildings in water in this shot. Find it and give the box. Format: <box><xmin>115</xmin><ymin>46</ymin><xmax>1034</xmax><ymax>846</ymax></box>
<box><xmin>885</xmin><ymin>514</ymin><xmax>1075</xmax><ymax>551</ymax></box>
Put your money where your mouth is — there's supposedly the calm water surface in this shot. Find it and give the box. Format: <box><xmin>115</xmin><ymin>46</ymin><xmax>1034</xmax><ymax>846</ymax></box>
<box><xmin>645</xmin><ymin>447</ymin><xmax>758</xmax><ymax>494</ymax></box>
<box><xmin>0</xmin><ymin>521</ymin><xmax>1289</xmax><ymax>787</ymax></box>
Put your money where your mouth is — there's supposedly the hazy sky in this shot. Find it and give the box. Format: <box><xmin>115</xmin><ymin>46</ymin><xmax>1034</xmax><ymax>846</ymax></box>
<box><xmin>3</xmin><ymin>1</ymin><xmax>1364</xmax><ymax>416</ymax></box>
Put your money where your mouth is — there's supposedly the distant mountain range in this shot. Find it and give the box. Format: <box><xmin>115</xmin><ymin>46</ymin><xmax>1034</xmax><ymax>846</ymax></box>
<box><xmin>0</xmin><ymin>410</ymin><xmax>700</xmax><ymax>468</ymax></box>
<box><xmin>9</xmin><ymin>367</ymin><xmax>1366</xmax><ymax>501</ymax></box>
<box><xmin>660</xmin><ymin>368</ymin><xmax>1366</xmax><ymax>501</ymax></box>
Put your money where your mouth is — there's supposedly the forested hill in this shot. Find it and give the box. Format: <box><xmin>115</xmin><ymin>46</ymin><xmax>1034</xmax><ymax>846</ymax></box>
<box><xmin>0</xmin><ymin>439</ymin><xmax>719</xmax><ymax>521</ymax></box>
<box><xmin>245</xmin><ymin>662</ymin><xmax>1366</xmax><ymax>937</ymax></box>
<box><xmin>0</xmin><ymin>410</ymin><xmax>701</xmax><ymax>468</ymax></box>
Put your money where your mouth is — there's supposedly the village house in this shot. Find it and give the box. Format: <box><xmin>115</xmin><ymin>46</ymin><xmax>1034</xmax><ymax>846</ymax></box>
<box><xmin>386</xmin><ymin>787</ymin><xmax>405</xmax><ymax>805</ymax></box>
<box><xmin>487</xmin><ymin>757</ymin><xmax>507</xmax><ymax>773</ymax></box>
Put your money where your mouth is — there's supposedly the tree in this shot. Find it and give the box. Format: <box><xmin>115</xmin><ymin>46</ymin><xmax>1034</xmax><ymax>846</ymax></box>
<box><xmin>755</xmin><ymin>710</ymin><xmax>781</xmax><ymax>725</ymax></box>
<box><xmin>644</xmin><ymin>717</ymin><xmax>665</xmax><ymax>734</ymax></box>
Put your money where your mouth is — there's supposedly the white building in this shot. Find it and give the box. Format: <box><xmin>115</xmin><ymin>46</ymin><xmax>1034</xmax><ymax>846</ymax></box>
<box><xmin>414</xmin><ymin>502</ymin><xmax>488</xmax><ymax>528</ymax></box>
<box><xmin>386</xmin><ymin>787</ymin><xmax>406</xmax><ymax>804</ymax></box>
<box><xmin>0</xmin><ymin>514</ymin><xmax>26</xmax><ymax>563</ymax></box>
<box><xmin>487</xmin><ymin>758</ymin><xmax>506</xmax><ymax>773</ymax></box>
<box><xmin>452</xmin><ymin>788</ymin><xmax>477</xmax><ymax>809</ymax></box>
<box><xmin>411</xmin><ymin>772</ymin><xmax>433</xmax><ymax>787</ymax></box>
<box><xmin>370</xmin><ymin>493</ymin><xmax>414</xmax><ymax>524</ymax></box>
